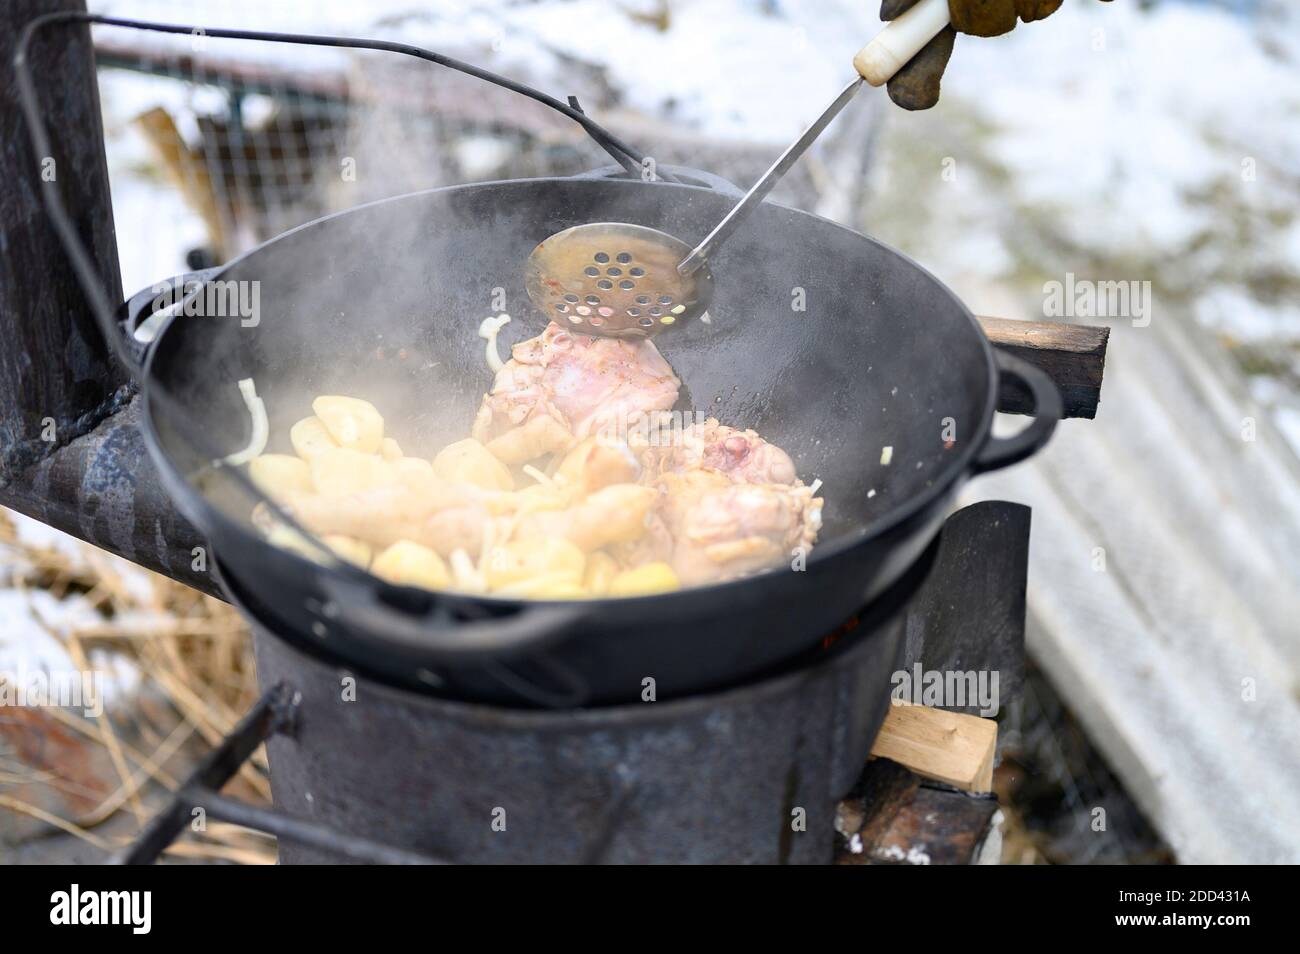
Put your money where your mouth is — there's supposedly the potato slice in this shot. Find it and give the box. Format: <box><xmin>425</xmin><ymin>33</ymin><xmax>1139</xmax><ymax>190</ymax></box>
<box><xmin>492</xmin><ymin>572</ymin><xmax>587</xmax><ymax>600</ymax></box>
<box><xmin>312</xmin><ymin>396</ymin><xmax>385</xmax><ymax>454</ymax></box>
<box><xmin>371</xmin><ymin>540</ymin><xmax>450</xmax><ymax>591</ymax></box>
<box><xmin>433</xmin><ymin>438</ymin><xmax>514</xmax><ymax>491</ymax></box>
<box><xmin>322</xmin><ymin>535</ymin><xmax>371</xmax><ymax>568</ymax></box>
<box><xmin>265</xmin><ymin>524</ymin><xmax>330</xmax><ymax>563</ymax></box>
<box><xmin>248</xmin><ymin>454</ymin><xmax>312</xmax><ymax>500</ymax></box>
<box><xmin>511</xmin><ymin>482</ymin><xmax>569</xmax><ymax>515</ymax></box>
<box><xmin>290</xmin><ymin>416</ymin><xmax>337</xmax><ymax>461</ymax></box>
<box><xmin>484</xmin><ymin>415</ymin><xmax>574</xmax><ymax>465</ymax></box>
<box><xmin>577</xmin><ymin>484</ymin><xmax>657</xmax><ymax>549</ymax></box>
<box><xmin>380</xmin><ymin>437</ymin><xmax>404</xmax><ymax>461</ymax></box>
<box><xmin>392</xmin><ymin>456</ymin><xmax>435</xmax><ymax>481</ymax></box>
<box><xmin>554</xmin><ymin>437</ymin><xmax>639</xmax><ymax>496</ymax></box>
<box><xmin>608</xmin><ymin>562</ymin><xmax>680</xmax><ymax>597</ymax></box>
<box><xmin>583</xmin><ymin>551</ymin><xmax>620</xmax><ymax>596</ymax></box>
<box><xmin>484</xmin><ymin>538</ymin><xmax>586</xmax><ymax>590</ymax></box>
<box><xmin>309</xmin><ymin>447</ymin><xmax>395</xmax><ymax>497</ymax></box>
<box><xmin>515</xmin><ymin>484</ymin><xmax>656</xmax><ymax>552</ymax></box>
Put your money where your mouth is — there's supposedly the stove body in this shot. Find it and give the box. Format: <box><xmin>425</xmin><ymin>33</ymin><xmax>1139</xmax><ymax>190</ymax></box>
<box><xmin>106</xmin><ymin>501</ymin><xmax>1028</xmax><ymax>865</ymax></box>
<box><xmin>252</xmin><ymin>598</ymin><xmax>907</xmax><ymax>864</ymax></box>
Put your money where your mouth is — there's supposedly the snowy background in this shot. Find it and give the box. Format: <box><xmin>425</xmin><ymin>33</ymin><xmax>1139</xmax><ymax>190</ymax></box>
<box><xmin>88</xmin><ymin>0</ymin><xmax>1300</xmax><ymax>444</ymax></box>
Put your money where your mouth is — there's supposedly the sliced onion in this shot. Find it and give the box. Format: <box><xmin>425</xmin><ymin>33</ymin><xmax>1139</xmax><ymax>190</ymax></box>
<box><xmin>449</xmin><ymin>548</ymin><xmax>485</xmax><ymax>592</ymax></box>
<box><xmin>222</xmin><ymin>378</ymin><xmax>268</xmax><ymax>466</ymax></box>
<box><xmin>478</xmin><ymin>313</ymin><xmax>512</xmax><ymax>373</ymax></box>
<box><xmin>521</xmin><ymin>463</ymin><xmax>552</xmax><ymax>486</ymax></box>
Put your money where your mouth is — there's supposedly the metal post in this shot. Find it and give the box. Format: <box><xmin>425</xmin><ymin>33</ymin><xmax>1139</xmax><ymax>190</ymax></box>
<box><xmin>1</xmin><ymin>0</ymin><xmax>124</xmax><ymax>469</ymax></box>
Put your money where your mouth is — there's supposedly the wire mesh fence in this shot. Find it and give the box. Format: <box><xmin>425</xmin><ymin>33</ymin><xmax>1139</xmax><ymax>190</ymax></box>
<box><xmin>94</xmin><ymin>25</ymin><xmax>619</xmax><ymax>271</ymax></box>
<box><xmin>91</xmin><ymin>15</ymin><xmax>880</xmax><ymax>290</ymax></box>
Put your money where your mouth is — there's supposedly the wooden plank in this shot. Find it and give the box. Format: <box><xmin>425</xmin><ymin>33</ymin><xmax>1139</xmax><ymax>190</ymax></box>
<box><xmin>835</xmin><ymin>501</ymin><xmax>1024</xmax><ymax>864</ymax></box>
<box><xmin>869</xmin><ymin>703</ymin><xmax>998</xmax><ymax>793</ymax></box>
<box><xmin>977</xmin><ymin>317</ymin><xmax>1109</xmax><ymax>420</ymax></box>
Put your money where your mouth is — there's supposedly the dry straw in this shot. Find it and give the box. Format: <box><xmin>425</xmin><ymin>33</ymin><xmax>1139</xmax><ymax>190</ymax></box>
<box><xmin>0</xmin><ymin>509</ymin><xmax>274</xmax><ymax>864</ymax></box>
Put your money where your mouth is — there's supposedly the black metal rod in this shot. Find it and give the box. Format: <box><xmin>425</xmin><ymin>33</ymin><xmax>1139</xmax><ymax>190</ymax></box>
<box><xmin>112</xmin><ymin>682</ymin><xmax>297</xmax><ymax>864</ymax></box>
<box><xmin>196</xmin><ymin>792</ymin><xmax>449</xmax><ymax>865</ymax></box>
<box><xmin>114</xmin><ymin>680</ymin><xmax>451</xmax><ymax>865</ymax></box>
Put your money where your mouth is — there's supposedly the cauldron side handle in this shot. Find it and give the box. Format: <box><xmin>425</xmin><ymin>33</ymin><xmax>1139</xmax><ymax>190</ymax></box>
<box><xmin>971</xmin><ymin>351</ymin><xmax>1063</xmax><ymax>473</ymax></box>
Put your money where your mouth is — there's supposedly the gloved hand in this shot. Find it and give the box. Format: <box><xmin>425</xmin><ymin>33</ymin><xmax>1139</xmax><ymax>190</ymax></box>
<box><xmin>882</xmin><ymin>0</ymin><xmax>1112</xmax><ymax>110</ymax></box>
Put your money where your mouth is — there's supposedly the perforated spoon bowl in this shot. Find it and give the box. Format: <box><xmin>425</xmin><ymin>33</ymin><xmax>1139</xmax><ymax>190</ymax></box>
<box><xmin>525</xmin><ymin>0</ymin><xmax>951</xmax><ymax>338</ymax></box>
<box><xmin>524</xmin><ymin>223</ymin><xmax>710</xmax><ymax>337</ymax></box>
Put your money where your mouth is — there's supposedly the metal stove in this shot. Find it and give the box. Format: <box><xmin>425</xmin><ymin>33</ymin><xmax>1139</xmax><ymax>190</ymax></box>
<box><xmin>116</xmin><ymin>502</ymin><xmax>1027</xmax><ymax>865</ymax></box>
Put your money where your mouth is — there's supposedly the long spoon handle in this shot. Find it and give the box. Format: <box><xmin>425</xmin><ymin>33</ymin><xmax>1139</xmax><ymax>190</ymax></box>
<box><xmin>677</xmin><ymin>77</ymin><xmax>863</xmax><ymax>276</ymax></box>
<box><xmin>677</xmin><ymin>0</ymin><xmax>951</xmax><ymax>277</ymax></box>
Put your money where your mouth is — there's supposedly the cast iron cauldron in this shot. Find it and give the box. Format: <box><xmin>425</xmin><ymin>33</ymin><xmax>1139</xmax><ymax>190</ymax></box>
<box><xmin>16</xmin><ymin>15</ymin><xmax>1060</xmax><ymax>708</ymax></box>
<box><xmin>134</xmin><ymin>165</ymin><xmax>1060</xmax><ymax>707</ymax></box>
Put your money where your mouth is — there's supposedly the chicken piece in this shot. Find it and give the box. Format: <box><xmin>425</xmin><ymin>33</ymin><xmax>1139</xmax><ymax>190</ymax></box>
<box><xmin>655</xmin><ymin>470</ymin><xmax>822</xmax><ymax>586</ymax></box>
<box><xmin>473</xmin><ymin>322</ymin><xmax>680</xmax><ymax>462</ymax></box>
<box><xmin>641</xmin><ymin>418</ymin><xmax>797</xmax><ymax>486</ymax></box>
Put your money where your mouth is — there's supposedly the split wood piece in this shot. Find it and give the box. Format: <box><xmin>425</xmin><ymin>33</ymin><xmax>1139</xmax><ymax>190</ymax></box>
<box><xmin>977</xmin><ymin>317</ymin><xmax>1110</xmax><ymax>420</ymax></box>
<box><xmin>869</xmin><ymin>702</ymin><xmax>998</xmax><ymax>793</ymax></box>
<box><xmin>835</xmin><ymin>759</ymin><xmax>1000</xmax><ymax>865</ymax></box>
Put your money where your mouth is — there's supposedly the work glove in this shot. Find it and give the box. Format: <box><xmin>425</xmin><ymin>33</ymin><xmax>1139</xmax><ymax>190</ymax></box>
<box><xmin>882</xmin><ymin>0</ymin><xmax>1113</xmax><ymax>110</ymax></box>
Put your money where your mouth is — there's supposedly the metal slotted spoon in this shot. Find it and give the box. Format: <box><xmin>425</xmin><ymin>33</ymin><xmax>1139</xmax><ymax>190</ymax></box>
<box><xmin>525</xmin><ymin>0</ymin><xmax>951</xmax><ymax>337</ymax></box>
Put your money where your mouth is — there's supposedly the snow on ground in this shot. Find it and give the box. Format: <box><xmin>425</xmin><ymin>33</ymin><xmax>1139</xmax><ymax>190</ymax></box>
<box><xmin>857</xmin><ymin>0</ymin><xmax>1300</xmax><ymax>450</ymax></box>
<box><xmin>89</xmin><ymin>0</ymin><xmax>877</xmax><ymax>141</ymax></box>
<box><xmin>0</xmin><ymin>590</ymin><xmax>142</xmax><ymax>707</ymax></box>
<box><xmin>89</xmin><ymin>1</ymin><xmax>1298</xmax><ymax>343</ymax></box>
<box><xmin>0</xmin><ymin>512</ymin><xmax>148</xmax><ymax>707</ymax></box>
<box><xmin>81</xmin><ymin>0</ymin><xmax>1300</xmax><ymax>509</ymax></box>
<box><xmin>948</xmin><ymin>1</ymin><xmax>1300</xmax><ymax>254</ymax></box>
